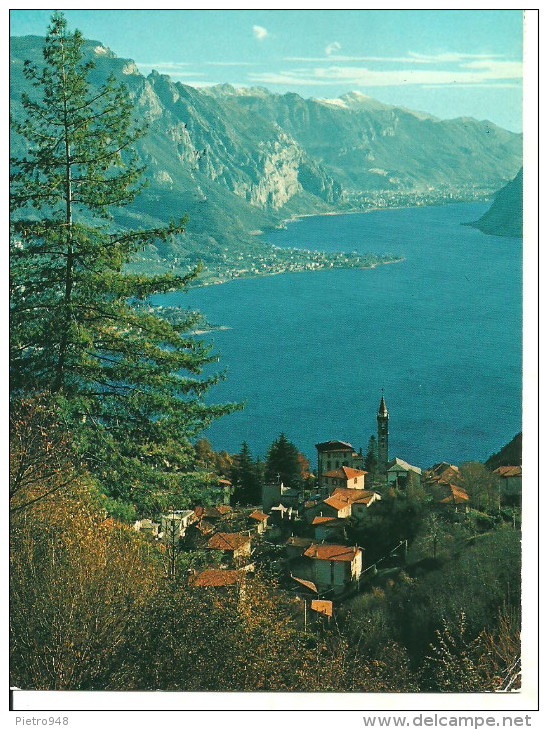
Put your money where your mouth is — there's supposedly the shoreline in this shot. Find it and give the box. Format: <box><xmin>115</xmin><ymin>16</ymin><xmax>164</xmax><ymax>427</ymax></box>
<box><xmin>273</xmin><ymin>196</ymin><xmax>493</xmax><ymax>230</ymax></box>
<box><xmin>192</xmin><ymin>255</ymin><xmax>405</xmax><ymax>289</ymax></box>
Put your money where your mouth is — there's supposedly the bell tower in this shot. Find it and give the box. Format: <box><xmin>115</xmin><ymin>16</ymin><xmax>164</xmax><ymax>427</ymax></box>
<box><xmin>377</xmin><ymin>392</ymin><xmax>389</xmax><ymax>475</ymax></box>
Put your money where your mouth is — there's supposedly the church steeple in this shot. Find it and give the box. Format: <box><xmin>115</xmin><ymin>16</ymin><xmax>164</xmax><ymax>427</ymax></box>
<box><xmin>378</xmin><ymin>395</ymin><xmax>388</xmax><ymax>417</ymax></box>
<box><xmin>377</xmin><ymin>392</ymin><xmax>389</xmax><ymax>475</ymax></box>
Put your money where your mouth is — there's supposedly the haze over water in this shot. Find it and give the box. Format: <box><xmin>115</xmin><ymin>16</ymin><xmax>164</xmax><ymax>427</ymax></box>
<box><xmin>156</xmin><ymin>202</ymin><xmax>522</xmax><ymax>467</ymax></box>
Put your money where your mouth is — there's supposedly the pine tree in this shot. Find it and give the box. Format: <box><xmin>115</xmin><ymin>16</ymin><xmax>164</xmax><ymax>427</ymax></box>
<box><xmin>231</xmin><ymin>442</ymin><xmax>260</xmax><ymax>505</ymax></box>
<box><xmin>264</xmin><ymin>433</ymin><xmax>302</xmax><ymax>488</ymax></box>
<box><xmin>10</xmin><ymin>12</ymin><xmax>237</xmax><ymax>512</ymax></box>
<box><xmin>364</xmin><ymin>435</ymin><xmax>378</xmax><ymax>476</ymax></box>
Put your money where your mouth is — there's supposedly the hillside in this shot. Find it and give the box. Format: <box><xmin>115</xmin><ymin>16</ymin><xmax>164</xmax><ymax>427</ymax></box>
<box><xmin>485</xmin><ymin>433</ymin><xmax>522</xmax><ymax>469</ymax></box>
<box><xmin>205</xmin><ymin>86</ymin><xmax>522</xmax><ymax>195</ymax></box>
<box><xmin>468</xmin><ymin>168</ymin><xmax>523</xmax><ymax>237</ymax></box>
<box><xmin>10</xmin><ymin>35</ymin><xmax>523</xmax><ymax>278</ymax></box>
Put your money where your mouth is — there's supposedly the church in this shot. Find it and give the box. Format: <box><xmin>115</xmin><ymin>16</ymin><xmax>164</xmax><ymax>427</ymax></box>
<box><xmin>315</xmin><ymin>394</ymin><xmax>421</xmax><ymax>493</ymax></box>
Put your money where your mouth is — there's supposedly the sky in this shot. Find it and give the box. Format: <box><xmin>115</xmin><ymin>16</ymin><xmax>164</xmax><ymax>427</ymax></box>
<box><xmin>9</xmin><ymin>9</ymin><xmax>524</xmax><ymax>132</ymax></box>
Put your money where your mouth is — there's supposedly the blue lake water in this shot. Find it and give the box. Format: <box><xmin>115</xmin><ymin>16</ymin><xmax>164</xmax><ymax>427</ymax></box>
<box><xmin>154</xmin><ymin>202</ymin><xmax>522</xmax><ymax>468</ymax></box>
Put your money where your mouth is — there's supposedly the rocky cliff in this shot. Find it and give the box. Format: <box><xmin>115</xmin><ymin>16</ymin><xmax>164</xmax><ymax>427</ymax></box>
<box><xmin>10</xmin><ymin>35</ymin><xmax>523</xmax><ymax>270</ymax></box>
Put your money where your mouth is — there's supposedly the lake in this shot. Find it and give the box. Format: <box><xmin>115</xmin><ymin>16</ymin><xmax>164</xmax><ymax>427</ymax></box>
<box><xmin>154</xmin><ymin>202</ymin><xmax>522</xmax><ymax>468</ymax></box>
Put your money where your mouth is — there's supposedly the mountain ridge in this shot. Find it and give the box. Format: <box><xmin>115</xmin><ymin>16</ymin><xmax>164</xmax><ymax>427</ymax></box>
<box><xmin>10</xmin><ymin>34</ymin><xmax>523</xmax><ymax>278</ymax></box>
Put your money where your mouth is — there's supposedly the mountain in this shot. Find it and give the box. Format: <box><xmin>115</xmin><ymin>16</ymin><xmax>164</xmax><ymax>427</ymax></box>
<box><xmin>468</xmin><ymin>168</ymin><xmax>523</xmax><ymax>237</ymax></box>
<box><xmin>203</xmin><ymin>85</ymin><xmax>522</xmax><ymax>193</ymax></box>
<box><xmin>10</xmin><ymin>35</ymin><xmax>523</xmax><ymax>275</ymax></box>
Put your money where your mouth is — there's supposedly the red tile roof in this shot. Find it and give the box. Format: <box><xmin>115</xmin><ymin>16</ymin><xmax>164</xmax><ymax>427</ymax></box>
<box><xmin>323</xmin><ymin>466</ymin><xmax>366</xmax><ymax>480</ymax></box>
<box><xmin>194</xmin><ymin>504</ymin><xmax>232</xmax><ymax>520</ymax></box>
<box><xmin>207</xmin><ymin>532</ymin><xmax>251</xmax><ymax>551</ymax></box>
<box><xmin>439</xmin><ymin>484</ymin><xmax>470</xmax><ymax>504</ymax></box>
<box><xmin>304</xmin><ymin>544</ymin><xmax>361</xmax><ymax>562</ymax></box>
<box><xmin>291</xmin><ymin>576</ymin><xmax>318</xmax><ymax>593</ymax></box>
<box><xmin>190</xmin><ymin>569</ymin><xmax>244</xmax><ymax>587</ymax></box>
<box><xmin>323</xmin><ymin>489</ymin><xmax>379</xmax><ymax>510</ymax></box>
<box><xmin>249</xmin><ymin>510</ymin><xmax>269</xmax><ymax>521</ymax></box>
<box><xmin>324</xmin><ymin>495</ymin><xmax>352</xmax><ymax>511</ymax></box>
<box><xmin>493</xmin><ymin>466</ymin><xmax>522</xmax><ymax>478</ymax></box>
<box><xmin>312</xmin><ymin>515</ymin><xmax>339</xmax><ymax>525</ymax></box>
<box><xmin>215</xmin><ymin>504</ymin><xmax>232</xmax><ymax>515</ymax></box>
<box><xmin>311</xmin><ymin>599</ymin><xmax>333</xmax><ymax>617</ymax></box>
<box><xmin>332</xmin><ymin>488</ymin><xmax>376</xmax><ymax>501</ymax></box>
<box><xmin>425</xmin><ymin>463</ymin><xmax>460</xmax><ymax>486</ymax></box>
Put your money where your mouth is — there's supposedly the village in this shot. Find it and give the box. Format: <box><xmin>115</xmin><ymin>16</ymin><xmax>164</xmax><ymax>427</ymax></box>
<box><xmin>131</xmin><ymin>396</ymin><xmax>522</xmax><ymax>623</ymax></box>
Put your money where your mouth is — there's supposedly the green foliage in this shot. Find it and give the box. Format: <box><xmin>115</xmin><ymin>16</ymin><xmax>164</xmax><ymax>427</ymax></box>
<box><xmin>231</xmin><ymin>441</ymin><xmax>262</xmax><ymax>505</ymax></box>
<box><xmin>349</xmin><ymin>492</ymin><xmax>427</xmax><ymax>564</ymax></box>
<box><xmin>460</xmin><ymin>461</ymin><xmax>499</xmax><ymax>511</ymax></box>
<box><xmin>396</xmin><ymin>527</ymin><xmax>521</xmax><ymax>663</ymax></box>
<box><xmin>421</xmin><ymin>612</ymin><xmax>485</xmax><ymax>692</ymax></box>
<box><xmin>264</xmin><ymin>432</ymin><xmax>303</xmax><ymax>488</ymax></box>
<box><xmin>101</xmin><ymin>495</ymin><xmax>137</xmax><ymax>523</ymax></box>
<box><xmin>194</xmin><ymin>437</ymin><xmax>233</xmax><ymax>478</ymax></box>
<box><xmin>10</xmin><ymin>12</ymin><xmax>238</xmax><ymax>510</ymax></box>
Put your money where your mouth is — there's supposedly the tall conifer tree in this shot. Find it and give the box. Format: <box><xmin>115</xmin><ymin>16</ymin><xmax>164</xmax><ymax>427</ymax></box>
<box><xmin>264</xmin><ymin>433</ymin><xmax>302</xmax><ymax>488</ymax></box>
<box><xmin>10</xmin><ymin>12</ymin><xmax>236</xmax><ymax>511</ymax></box>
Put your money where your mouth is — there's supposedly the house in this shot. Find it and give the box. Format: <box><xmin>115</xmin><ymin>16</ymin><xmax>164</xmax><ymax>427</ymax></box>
<box><xmin>310</xmin><ymin>599</ymin><xmax>333</xmax><ymax>619</ymax></box>
<box><xmin>322</xmin><ymin>465</ymin><xmax>368</xmax><ymax>494</ymax></box>
<box><xmin>249</xmin><ymin>509</ymin><xmax>269</xmax><ymax>534</ymax></box>
<box><xmin>305</xmin><ymin>488</ymin><xmax>381</xmax><ymax>524</ymax></box>
<box><xmin>160</xmin><ymin>510</ymin><xmax>195</xmax><ymax>539</ymax></box>
<box><xmin>133</xmin><ymin>518</ymin><xmax>159</xmax><ymax>538</ymax></box>
<box><xmin>321</xmin><ymin>492</ymin><xmax>353</xmax><ymax>519</ymax></box>
<box><xmin>493</xmin><ymin>466</ymin><xmax>522</xmax><ymax>504</ymax></box>
<box><xmin>284</xmin><ymin>536</ymin><xmax>318</xmax><ymax>560</ymax></box>
<box><xmin>193</xmin><ymin>505</ymin><xmax>232</xmax><ymax>522</ymax></box>
<box><xmin>315</xmin><ymin>440</ymin><xmax>364</xmax><ymax>494</ymax></box>
<box><xmin>207</xmin><ymin>532</ymin><xmax>252</xmax><ymax>563</ymax></box>
<box><xmin>303</xmin><ymin>544</ymin><xmax>363</xmax><ymax>594</ymax></box>
<box><xmin>311</xmin><ymin>515</ymin><xmax>348</xmax><ymax>541</ymax></box>
<box><xmin>344</xmin><ymin>490</ymin><xmax>382</xmax><ymax>521</ymax></box>
<box><xmin>194</xmin><ymin>519</ymin><xmax>216</xmax><ymax>536</ymax></box>
<box><xmin>437</xmin><ymin>483</ymin><xmax>470</xmax><ymax>512</ymax></box>
<box><xmin>269</xmin><ymin>503</ymin><xmax>298</xmax><ymax>523</ymax></box>
<box><xmin>216</xmin><ymin>477</ymin><xmax>234</xmax><ymax>505</ymax></box>
<box><xmin>189</xmin><ymin>568</ymin><xmax>246</xmax><ymax>588</ymax></box>
<box><xmin>424</xmin><ymin>461</ymin><xmax>461</xmax><ymax>487</ymax></box>
<box><xmin>290</xmin><ymin>575</ymin><xmax>319</xmax><ymax>595</ymax></box>
<box><xmin>262</xmin><ymin>482</ymin><xmax>283</xmax><ymax>512</ymax></box>
<box><xmin>280</xmin><ymin>485</ymin><xmax>301</xmax><ymax>508</ymax></box>
<box><xmin>386</xmin><ymin>457</ymin><xmax>422</xmax><ymax>488</ymax></box>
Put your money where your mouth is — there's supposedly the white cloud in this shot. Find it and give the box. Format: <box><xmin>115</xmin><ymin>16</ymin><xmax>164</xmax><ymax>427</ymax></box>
<box><xmin>325</xmin><ymin>41</ymin><xmax>341</xmax><ymax>56</ymax></box>
<box><xmin>248</xmin><ymin>58</ymin><xmax>523</xmax><ymax>88</ymax></box>
<box><xmin>206</xmin><ymin>61</ymin><xmax>256</xmax><ymax>67</ymax></box>
<box><xmin>408</xmin><ymin>51</ymin><xmax>505</xmax><ymax>63</ymax></box>
<box><xmin>253</xmin><ymin>25</ymin><xmax>268</xmax><ymax>40</ymax></box>
<box><xmin>285</xmin><ymin>55</ymin><xmax>427</xmax><ymax>63</ymax></box>
<box><xmin>283</xmin><ymin>51</ymin><xmax>511</xmax><ymax>65</ymax></box>
<box><xmin>136</xmin><ymin>61</ymin><xmax>191</xmax><ymax>72</ymax></box>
